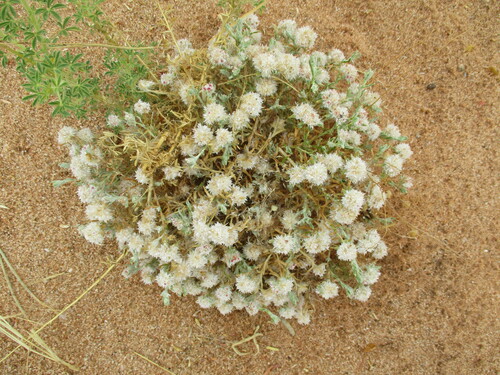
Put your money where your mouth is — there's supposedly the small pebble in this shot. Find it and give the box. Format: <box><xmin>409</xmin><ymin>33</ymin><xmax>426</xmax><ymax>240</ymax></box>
<box><xmin>426</xmin><ymin>83</ymin><xmax>436</xmax><ymax>90</ymax></box>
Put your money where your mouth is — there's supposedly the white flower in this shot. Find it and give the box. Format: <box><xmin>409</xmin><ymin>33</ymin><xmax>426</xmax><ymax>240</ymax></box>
<box><xmin>331</xmin><ymin>106</ymin><xmax>349</xmax><ymax>123</ymax></box>
<box><xmin>384</xmin><ymin>154</ymin><xmax>404</xmax><ymax>177</ymax></box>
<box><xmin>177</xmin><ymin>38</ymin><xmax>195</xmax><ymax>56</ymax></box>
<box><xmin>163</xmin><ymin>166</ymin><xmax>182</xmax><ymax>181</ymax></box>
<box><xmin>366</xmin><ymin>123</ymin><xmax>381</xmax><ymax>140</ymax></box>
<box><xmin>295</xmin><ymin>26</ymin><xmax>317</xmax><ymax>49</ymax></box>
<box><xmin>303</xmin><ymin>230</ymin><xmax>331</xmax><ymax>254</ymax></box>
<box><xmin>179</xmin><ymin>83</ymin><xmax>195</xmax><ymax>105</ymax></box>
<box><xmin>296</xmin><ymin>310</ymin><xmax>311</xmax><ymax>325</ymax></box>
<box><xmin>269</xmin><ymin>277</ymin><xmax>294</xmax><ymax>295</ymax></box>
<box><xmin>362</xmin><ymin>264</ymin><xmax>381</xmax><ymax>285</ymax></box>
<box><xmin>206</xmin><ymin>174</ymin><xmax>233</xmax><ymax>195</ymax></box>
<box><xmin>403</xmin><ymin>176</ymin><xmax>413</xmax><ymax>190</ymax></box>
<box><xmin>239</xmin><ymin>92</ymin><xmax>263</xmax><ymax>118</ymax></box>
<box><xmin>291</xmin><ymin>103</ymin><xmax>322</xmax><ymax>128</ymax></box>
<box><xmin>196</xmin><ymin>295</ymin><xmax>215</xmax><ymax>309</ymax></box>
<box><xmin>338</xmin><ymin>129</ymin><xmax>361</xmax><ymax>146</ymax></box>
<box><xmin>333</xmin><ymin>207</ymin><xmax>358</xmax><ymax>225</ymax></box>
<box><xmin>160</xmin><ymin>72</ymin><xmax>175</xmax><ymax>86</ymax></box>
<box><xmin>203</xmin><ymin>103</ymin><xmax>228</xmax><ymax>125</ymax></box>
<box><xmin>278</xmin><ymin>19</ymin><xmax>297</xmax><ymax>37</ymax></box>
<box><xmin>236</xmin><ymin>274</ymin><xmax>259</xmax><ymax>294</ymax></box>
<box><xmin>317</xmin><ymin>153</ymin><xmax>343</xmax><ymax>174</ymax></box>
<box><xmin>275</xmin><ymin>53</ymin><xmax>301</xmax><ymax>80</ymax></box>
<box><xmin>138</xmin><ymin>218</ymin><xmax>156</xmax><ymax>236</ymax></box>
<box><xmin>215</xmin><ymin>285</ymin><xmax>232</xmax><ymax>303</ymax></box>
<box><xmin>372</xmin><ymin>241</ymin><xmax>388</xmax><ymax>259</ymax></box>
<box><xmin>316</xmin><ymin>280</ymin><xmax>339</xmax><ymax>299</ymax></box>
<box><xmin>193</xmin><ymin>124</ymin><xmax>214</xmax><ymax>146</ymax></box>
<box><xmin>305</xmin><ymin>162</ymin><xmax>329</xmax><ymax>185</ymax></box>
<box><xmin>77</xmin><ymin>184</ymin><xmax>98</xmax><ymax>204</ymax></box>
<box><xmin>208</xmin><ymin>46</ymin><xmax>229</xmax><ymax>66</ymax></box>
<box><xmin>364</xmin><ymin>91</ymin><xmax>382</xmax><ymax>107</ymax></box>
<box><xmin>79</xmin><ymin>145</ymin><xmax>102</xmax><ymax>167</ymax></box>
<box><xmin>230</xmin><ymin>109</ymin><xmax>250</xmax><ymax>131</ymax></box>
<box><xmin>137</xmin><ymin>80</ymin><xmax>155</xmax><ymax>92</ymax></box>
<box><xmin>367</xmin><ymin>185</ymin><xmax>386</xmax><ymax>209</ymax></box>
<box><xmin>321</xmin><ymin>89</ymin><xmax>340</xmax><ymax>110</ymax></box>
<box><xmin>328</xmin><ymin>48</ymin><xmax>345</xmax><ymax>63</ymax></box>
<box><xmin>344</xmin><ymin>156</ymin><xmax>368</xmax><ymax>183</ymax></box>
<box><xmin>200</xmin><ymin>272</ymin><xmax>220</xmax><ymax>288</ymax></box>
<box><xmin>134</xmin><ymin>99</ymin><xmax>151</xmax><ymax>115</ymax></box>
<box><xmin>252</xmin><ymin>52</ymin><xmax>277</xmax><ymax>77</ymax></box>
<box><xmin>209</xmin><ymin>223</ymin><xmax>238</xmax><ymax>247</ymax></box>
<box><xmin>312</xmin><ymin>263</ymin><xmax>327</xmax><ymax>277</ymax></box>
<box><xmin>230</xmin><ymin>186</ymin><xmax>249</xmax><ymax>206</ymax></box>
<box><xmin>85</xmin><ymin>203</ymin><xmax>113</xmax><ymax>222</ymax></box>
<box><xmin>255</xmin><ymin>78</ymin><xmax>277</xmax><ymax>96</ymax></box>
<box><xmin>311</xmin><ymin>51</ymin><xmax>328</xmax><ymax>66</ymax></box>
<box><xmin>231</xmin><ymin>292</ymin><xmax>247</xmax><ymax>310</ymax></box>
<box><xmin>128</xmin><ymin>233</ymin><xmax>145</xmax><ymax>253</ymax></box>
<box><xmin>243</xmin><ymin>13</ymin><xmax>259</xmax><ymax>29</ymax></box>
<box><xmin>288</xmin><ymin>166</ymin><xmax>306</xmax><ymax>185</ymax></box>
<box><xmin>385</xmin><ymin>123</ymin><xmax>401</xmax><ymax>138</ymax></box>
<box><xmin>236</xmin><ymin>152</ymin><xmax>259</xmax><ymax>170</ymax></box>
<box><xmin>135</xmin><ymin>167</ymin><xmax>149</xmax><ymax>184</ymax></box>
<box><xmin>342</xmin><ymin>189</ymin><xmax>365</xmax><ymax>213</ymax></box>
<box><xmin>272</xmin><ymin>234</ymin><xmax>299</xmax><ymax>255</ymax></box>
<box><xmin>156</xmin><ymin>269</ymin><xmax>175</xmax><ymax>288</ymax></box>
<box><xmin>352</xmin><ymin>285</ymin><xmax>372</xmax><ymax>302</ymax></box>
<box><xmin>57</xmin><ymin>126</ymin><xmax>77</xmax><ymax>145</ymax></box>
<box><xmin>350</xmin><ymin>223</ymin><xmax>366</xmax><ymax>240</ymax></box>
<box><xmin>77</xmin><ymin>128</ymin><xmax>94</xmax><ymax>143</ymax></box>
<box><xmin>79</xmin><ymin>222</ymin><xmax>104</xmax><ymax>245</ymax></box>
<box><xmin>395</xmin><ymin>143</ymin><xmax>413</xmax><ymax>160</ymax></box>
<box><xmin>107</xmin><ymin>114</ymin><xmax>121</xmax><ymax>127</ymax></box>
<box><xmin>357</xmin><ymin>230</ymin><xmax>381</xmax><ymax>254</ymax></box>
<box><xmin>187</xmin><ymin>250</ymin><xmax>208</xmax><ymax>269</ymax></box>
<box><xmin>115</xmin><ymin>227</ymin><xmax>133</xmax><ymax>249</ymax></box>
<box><xmin>213</xmin><ymin>128</ymin><xmax>234</xmax><ymax>151</ymax></box>
<box><xmin>340</xmin><ymin>64</ymin><xmax>358</xmax><ymax>83</ymax></box>
<box><xmin>281</xmin><ymin>210</ymin><xmax>299</xmax><ymax>231</ymax></box>
<box><xmin>279</xmin><ymin>305</ymin><xmax>297</xmax><ymax>319</ymax></box>
<box><xmin>217</xmin><ymin>302</ymin><xmax>234</xmax><ymax>315</ymax></box>
<box><xmin>243</xmin><ymin>243</ymin><xmax>262</xmax><ymax>261</ymax></box>
<box><xmin>337</xmin><ymin>242</ymin><xmax>357</xmax><ymax>261</ymax></box>
<box><xmin>70</xmin><ymin>156</ymin><xmax>91</xmax><ymax>180</ymax></box>
<box><xmin>193</xmin><ymin>221</ymin><xmax>211</xmax><ymax>245</ymax></box>
<box><xmin>123</xmin><ymin>112</ymin><xmax>136</xmax><ymax>126</ymax></box>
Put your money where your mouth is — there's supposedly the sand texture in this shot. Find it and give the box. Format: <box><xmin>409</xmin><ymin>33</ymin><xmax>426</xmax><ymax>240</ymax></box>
<box><xmin>0</xmin><ymin>0</ymin><xmax>498</xmax><ymax>374</ymax></box>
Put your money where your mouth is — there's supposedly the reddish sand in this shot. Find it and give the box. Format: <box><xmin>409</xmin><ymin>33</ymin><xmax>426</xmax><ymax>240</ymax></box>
<box><xmin>0</xmin><ymin>0</ymin><xmax>498</xmax><ymax>374</ymax></box>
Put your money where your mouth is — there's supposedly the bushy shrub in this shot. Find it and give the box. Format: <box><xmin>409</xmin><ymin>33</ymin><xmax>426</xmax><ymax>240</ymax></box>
<box><xmin>57</xmin><ymin>12</ymin><xmax>412</xmax><ymax>324</ymax></box>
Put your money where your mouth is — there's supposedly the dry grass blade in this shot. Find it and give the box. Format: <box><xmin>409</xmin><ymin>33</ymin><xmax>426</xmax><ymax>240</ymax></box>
<box><xmin>0</xmin><ymin>256</ymin><xmax>26</xmax><ymax>316</ymax></box>
<box><xmin>0</xmin><ymin>251</ymin><xmax>126</xmax><ymax>368</ymax></box>
<box><xmin>231</xmin><ymin>326</ymin><xmax>263</xmax><ymax>356</ymax></box>
<box><xmin>0</xmin><ymin>250</ymin><xmax>79</xmax><ymax>371</ymax></box>
<box><xmin>134</xmin><ymin>352</ymin><xmax>177</xmax><ymax>375</ymax></box>
<box><xmin>0</xmin><ymin>316</ymin><xmax>79</xmax><ymax>371</ymax></box>
<box><xmin>0</xmin><ymin>248</ymin><xmax>54</xmax><ymax>311</ymax></box>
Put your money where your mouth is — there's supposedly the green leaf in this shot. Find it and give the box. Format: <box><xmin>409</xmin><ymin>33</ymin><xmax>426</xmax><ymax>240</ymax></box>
<box><xmin>261</xmin><ymin>308</ymin><xmax>280</xmax><ymax>324</ymax></box>
<box><xmin>161</xmin><ymin>289</ymin><xmax>171</xmax><ymax>306</ymax></box>
<box><xmin>281</xmin><ymin>319</ymin><xmax>295</xmax><ymax>336</ymax></box>
<box><xmin>52</xmin><ymin>178</ymin><xmax>74</xmax><ymax>187</ymax></box>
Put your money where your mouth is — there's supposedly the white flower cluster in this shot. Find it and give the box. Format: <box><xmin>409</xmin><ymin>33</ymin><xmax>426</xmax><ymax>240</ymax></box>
<box><xmin>58</xmin><ymin>15</ymin><xmax>412</xmax><ymax>325</ymax></box>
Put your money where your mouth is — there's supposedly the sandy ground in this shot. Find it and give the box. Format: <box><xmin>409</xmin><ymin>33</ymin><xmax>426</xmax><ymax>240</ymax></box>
<box><xmin>0</xmin><ymin>0</ymin><xmax>499</xmax><ymax>374</ymax></box>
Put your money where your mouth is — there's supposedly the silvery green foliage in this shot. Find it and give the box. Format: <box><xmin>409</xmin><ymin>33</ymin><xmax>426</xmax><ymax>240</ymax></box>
<box><xmin>58</xmin><ymin>15</ymin><xmax>412</xmax><ymax>325</ymax></box>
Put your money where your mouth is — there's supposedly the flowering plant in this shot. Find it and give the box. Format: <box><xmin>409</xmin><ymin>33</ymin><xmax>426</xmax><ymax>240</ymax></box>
<box><xmin>15</xmin><ymin>1</ymin><xmax>413</xmax><ymax>325</ymax></box>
